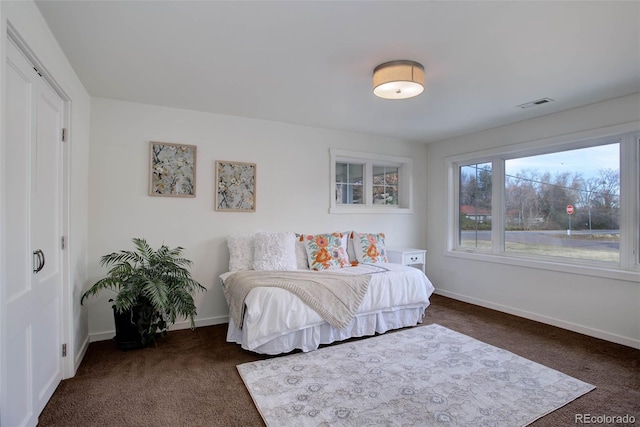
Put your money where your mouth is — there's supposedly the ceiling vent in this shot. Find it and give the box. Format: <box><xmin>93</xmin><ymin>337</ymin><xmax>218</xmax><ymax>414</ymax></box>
<box><xmin>516</xmin><ymin>97</ymin><xmax>554</xmax><ymax>109</ymax></box>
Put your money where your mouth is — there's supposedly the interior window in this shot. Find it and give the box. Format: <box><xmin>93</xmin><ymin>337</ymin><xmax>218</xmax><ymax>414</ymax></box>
<box><xmin>372</xmin><ymin>165</ymin><xmax>398</xmax><ymax>205</ymax></box>
<box><xmin>336</xmin><ymin>162</ymin><xmax>364</xmax><ymax>205</ymax></box>
<box><xmin>330</xmin><ymin>149</ymin><xmax>413</xmax><ymax>213</ymax></box>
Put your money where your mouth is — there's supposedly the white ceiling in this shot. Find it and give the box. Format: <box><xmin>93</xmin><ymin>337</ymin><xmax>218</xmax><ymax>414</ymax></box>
<box><xmin>35</xmin><ymin>1</ymin><xmax>640</xmax><ymax>143</ymax></box>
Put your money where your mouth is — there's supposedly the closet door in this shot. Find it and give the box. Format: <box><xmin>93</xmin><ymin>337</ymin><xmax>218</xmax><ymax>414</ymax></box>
<box><xmin>3</xmin><ymin>39</ymin><xmax>65</xmax><ymax>427</ymax></box>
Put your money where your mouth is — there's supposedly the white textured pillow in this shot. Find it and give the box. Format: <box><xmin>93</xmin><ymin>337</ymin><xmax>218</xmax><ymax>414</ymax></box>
<box><xmin>253</xmin><ymin>231</ymin><xmax>297</xmax><ymax>271</ymax></box>
<box><xmin>227</xmin><ymin>233</ymin><xmax>255</xmax><ymax>271</ymax></box>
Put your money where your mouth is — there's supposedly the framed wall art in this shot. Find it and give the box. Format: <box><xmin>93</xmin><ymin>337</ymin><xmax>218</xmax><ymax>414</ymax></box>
<box><xmin>149</xmin><ymin>141</ymin><xmax>197</xmax><ymax>197</ymax></box>
<box><xmin>215</xmin><ymin>161</ymin><xmax>256</xmax><ymax>212</ymax></box>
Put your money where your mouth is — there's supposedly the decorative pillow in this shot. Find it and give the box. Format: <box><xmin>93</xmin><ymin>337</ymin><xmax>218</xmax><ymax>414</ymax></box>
<box><xmin>252</xmin><ymin>231</ymin><xmax>297</xmax><ymax>271</ymax></box>
<box><xmin>344</xmin><ymin>231</ymin><xmax>358</xmax><ymax>265</ymax></box>
<box><xmin>304</xmin><ymin>232</ymin><xmax>350</xmax><ymax>271</ymax></box>
<box><xmin>295</xmin><ymin>234</ymin><xmax>310</xmax><ymax>269</ymax></box>
<box><xmin>227</xmin><ymin>233</ymin><xmax>255</xmax><ymax>271</ymax></box>
<box><xmin>352</xmin><ymin>232</ymin><xmax>388</xmax><ymax>264</ymax></box>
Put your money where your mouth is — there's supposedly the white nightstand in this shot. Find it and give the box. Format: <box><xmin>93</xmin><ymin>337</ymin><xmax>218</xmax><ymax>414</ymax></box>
<box><xmin>386</xmin><ymin>248</ymin><xmax>427</xmax><ymax>274</ymax></box>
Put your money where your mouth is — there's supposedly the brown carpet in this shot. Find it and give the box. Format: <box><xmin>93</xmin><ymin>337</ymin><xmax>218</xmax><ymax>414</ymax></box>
<box><xmin>39</xmin><ymin>294</ymin><xmax>639</xmax><ymax>426</ymax></box>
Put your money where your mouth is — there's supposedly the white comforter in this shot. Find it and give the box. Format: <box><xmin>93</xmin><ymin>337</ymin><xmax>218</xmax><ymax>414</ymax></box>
<box><xmin>220</xmin><ymin>263</ymin><xmax>435</xmax><ymax>353</ymax></box>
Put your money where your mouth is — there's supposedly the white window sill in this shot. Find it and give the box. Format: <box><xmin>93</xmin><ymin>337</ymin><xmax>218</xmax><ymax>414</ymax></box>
<box><xmin>330</xmin><ymin>206</ymin><xmax>413</xmax><ymax>214</ymax></box>
<box><xmin>446</xmin><ymin>249</ymin><xmax>640</xmax><ymax>282</ymax></box>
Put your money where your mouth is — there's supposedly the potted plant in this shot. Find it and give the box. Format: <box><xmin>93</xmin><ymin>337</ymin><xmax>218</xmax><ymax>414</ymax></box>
<box><xmin>81</xmin><ymin>238</ymin><xmax>206</xmax><ymax>349</ymax></box>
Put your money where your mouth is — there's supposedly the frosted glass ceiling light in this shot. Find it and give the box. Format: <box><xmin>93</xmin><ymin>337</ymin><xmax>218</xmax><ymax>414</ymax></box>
<box><xmin>373</xmin><ymin>60</ymin><xmax>425</xmax><ymax>100</ymax></box>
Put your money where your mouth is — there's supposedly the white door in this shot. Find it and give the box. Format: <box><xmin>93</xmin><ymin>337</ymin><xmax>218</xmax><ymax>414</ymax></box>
<box><xmin>3</xmin><ymin>39</ymin><xmax>65</xmax><ymax>427</ymax></box>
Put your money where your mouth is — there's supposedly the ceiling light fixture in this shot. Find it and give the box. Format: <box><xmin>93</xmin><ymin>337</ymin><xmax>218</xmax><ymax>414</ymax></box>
<box><xmin>373</xmin><ymin>60</ymin><xmax>425</xmax><ymax>100</ymax></box>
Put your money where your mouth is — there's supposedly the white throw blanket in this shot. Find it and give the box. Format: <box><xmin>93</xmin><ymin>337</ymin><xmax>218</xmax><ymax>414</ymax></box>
<box><xmin>222</xmin><ymin>270</ymin><xmax>371</xmax><ymax>330</ymax></box>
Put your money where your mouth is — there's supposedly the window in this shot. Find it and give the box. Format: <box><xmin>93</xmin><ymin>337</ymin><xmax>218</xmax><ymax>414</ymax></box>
<box><xmin>449</xmin><ymin>130</ymin><xmax>639</xmax><ymax>276</ymax></box>
<box><xmin>459</xmin><ymin>162</ymin><xmax>492</xmax><ymax>250</ymax></box>
<box><xmin>373</xmin><ymin>165</ymin><xmax>399</xmax><ymax>205</ymax></box>
<box><xmin>504</xmin><ymin>144</ymin><xmax>620</xmax><ymax>263</ymax></box>
<box><xmin>336</xmin><ymin>162</ymin><xmax>364</xmax><ymax>205</ymax></box>
<box><xmin>330</xmin><ymin>149</ymin><xmax>413</xmax><ymax>213</ymax></box>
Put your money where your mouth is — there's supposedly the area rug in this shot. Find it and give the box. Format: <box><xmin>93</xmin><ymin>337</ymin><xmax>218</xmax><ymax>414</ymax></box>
<box><xmin>237</xmin><ymin>324</ymin><xmax>595</xmax><ymax>426</ymax></box>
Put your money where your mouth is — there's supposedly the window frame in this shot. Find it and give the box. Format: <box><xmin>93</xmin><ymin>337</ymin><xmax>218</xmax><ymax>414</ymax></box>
<box><xmin>446</xmin><ymin>123</ymin><xmax>640</xmax><ymax>281</ymax></box>
<box><xmin>330</xmin><ymin>149</ymin><xmax>413</xmax><ymax>214</ymax></box>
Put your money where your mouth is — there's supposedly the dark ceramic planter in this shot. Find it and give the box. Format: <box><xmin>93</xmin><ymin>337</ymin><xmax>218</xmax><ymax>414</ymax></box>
<box><xmin>112</xmin><ymin>307</ymin><xmax>145</xmax><ymax>350</ymax></box>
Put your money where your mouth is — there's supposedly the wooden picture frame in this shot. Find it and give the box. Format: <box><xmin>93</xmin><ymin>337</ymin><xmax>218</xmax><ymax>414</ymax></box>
<box><xmin>149</xmin><ymin>141</ymin><xmax>197</xmax><ymax>197</ymax></box>
<box><xmin>215</xmin><ymin>161</ymin><xmax>256</xmax><ymax>212</ymax></box>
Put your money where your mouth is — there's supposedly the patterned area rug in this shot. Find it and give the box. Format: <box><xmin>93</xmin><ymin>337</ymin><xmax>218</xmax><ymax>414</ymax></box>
<box><xmin>237</xmin><ymin>324</ymin><xmax>595</xmax><ymax>426</ymax></box>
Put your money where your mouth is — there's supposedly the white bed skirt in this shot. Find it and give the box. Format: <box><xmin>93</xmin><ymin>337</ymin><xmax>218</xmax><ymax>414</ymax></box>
<box><xmin>226</xmin><ymin>305</ymin><xmax>429</xmax><ymax>355</ymax></box>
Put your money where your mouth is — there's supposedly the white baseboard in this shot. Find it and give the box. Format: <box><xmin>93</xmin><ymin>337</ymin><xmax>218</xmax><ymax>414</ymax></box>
<box><xmin>88</xmin><ymin>315</ymin><xmax>230</xmax><ymax>343</ymax></box>
<box><xmin>434</xmin><ymin>289</ymin><xmax>640</xmax><ymax>350</ymax></box>
<box><xmin>74</xmin><ymin>335</ymin><xmax>90</xmax><ymax>373</ymax></box>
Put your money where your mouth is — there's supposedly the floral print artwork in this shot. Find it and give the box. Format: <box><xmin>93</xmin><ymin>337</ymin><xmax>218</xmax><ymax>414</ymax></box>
<box><xmin>216</xmin><ymin>161</ymin><xmax>256</xmax><ymax>211</ymax></box>
<box><xmin>149</xmin><ymin>142</ymin><xmax>196</xmax><ymax>197</ymax></box>
<box><xmin>304</xmin><ymin>233</ymin><xmax>349</xmax><ymax>270</ymax></box>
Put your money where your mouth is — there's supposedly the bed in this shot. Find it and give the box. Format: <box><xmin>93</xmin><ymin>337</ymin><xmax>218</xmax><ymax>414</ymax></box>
<box><xmin>220</xmin><ymin>233</ymin><xmax>434</xmax><ymax>355</ymax></box>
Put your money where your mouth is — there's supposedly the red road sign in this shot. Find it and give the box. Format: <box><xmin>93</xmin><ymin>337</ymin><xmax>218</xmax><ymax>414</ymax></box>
<box><xmin>566</xmin><ymin>205</ymin><xmax>574</xmax><ymax>215</ymax></box>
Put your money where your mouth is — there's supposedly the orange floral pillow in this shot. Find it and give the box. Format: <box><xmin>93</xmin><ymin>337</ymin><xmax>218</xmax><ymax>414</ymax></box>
<box><xmin>352</xmin><ymin>232</ymin><xmax>388</xmax><ymax>263</ymax></box>
<box><xmin>303</xmin><ymin>232</ymin><xmax>349</xmax><ymax>271</ymax></box>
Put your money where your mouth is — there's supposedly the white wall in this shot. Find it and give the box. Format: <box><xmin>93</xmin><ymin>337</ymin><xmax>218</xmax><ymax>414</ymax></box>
<box><xmin>425</xmin><ymin>94</ymin><xmax>640</xmax><ymax>349</ymax></box>
<box><xmin>0</xmin><ymin>1</ymin><xmax>91</xmax><ymax>376</ymax></box>
<box><xmin>87</xmin><ymin>97</ymin><xmax>428</xmax><ymax>339</ymax></box>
